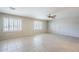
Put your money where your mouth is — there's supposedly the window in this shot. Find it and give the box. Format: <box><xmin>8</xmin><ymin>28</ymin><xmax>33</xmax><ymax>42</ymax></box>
<box><xmin>3</xmin><ymin>16</ymin><xmax>22</xmax><ymax>32</ymax></box>
<box><xmin>34</xmin><ymin>21</ymin><xmax>42</xmax><ymax>30</ymax></box>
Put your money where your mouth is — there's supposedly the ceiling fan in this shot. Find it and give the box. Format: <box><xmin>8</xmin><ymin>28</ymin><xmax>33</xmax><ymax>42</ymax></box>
<box><xmin>48</xmin><ymin>13</ymin><xmax>56</xmax><ymax>19</ymax></box>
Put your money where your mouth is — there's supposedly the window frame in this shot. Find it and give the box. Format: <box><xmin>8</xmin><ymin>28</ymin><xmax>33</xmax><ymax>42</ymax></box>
<box><xmin>3</xmin><ymin>16</ymin><xmax>22</xmax><ymax>32</ymax></box>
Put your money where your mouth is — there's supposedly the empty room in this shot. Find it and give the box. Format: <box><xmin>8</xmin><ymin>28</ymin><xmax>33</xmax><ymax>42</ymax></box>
<box><xmin>0</xmin><ymin>7</ymin><xmax>79</xmax><ymax>52</ymax></box>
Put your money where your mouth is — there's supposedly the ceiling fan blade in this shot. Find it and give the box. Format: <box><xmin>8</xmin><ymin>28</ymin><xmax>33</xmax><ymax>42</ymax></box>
<box><xmin>48</xmin><ymin>14</ymin><xmax>56</xmax><ymax>18</ymax></box>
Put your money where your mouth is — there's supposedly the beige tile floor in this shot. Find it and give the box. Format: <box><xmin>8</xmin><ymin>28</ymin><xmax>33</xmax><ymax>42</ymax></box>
<box><xmin>0</xmin><ymin>34</ymin><xmax>79</xmax><ymax>52</ymax></box>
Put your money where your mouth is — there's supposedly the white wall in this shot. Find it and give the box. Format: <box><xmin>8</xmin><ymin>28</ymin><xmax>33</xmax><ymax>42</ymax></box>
<box><xmin>48</xmin><ymin>8</ymin><xmax>79</xmax><ymax>37</ymax></box>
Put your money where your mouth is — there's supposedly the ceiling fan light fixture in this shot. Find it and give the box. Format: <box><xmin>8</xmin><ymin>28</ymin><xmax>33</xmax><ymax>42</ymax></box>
<box><xmin>48</xmin><ymin>13</ymin><xmax>56</xmax><ymax>19</ymax></box>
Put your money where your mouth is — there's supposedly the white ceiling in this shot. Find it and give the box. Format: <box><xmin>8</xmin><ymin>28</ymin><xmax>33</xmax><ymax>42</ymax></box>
<box><xmin>0</xmin><ymin>7</ymin><xmax>68</xmax><ymax>20</ymax></box>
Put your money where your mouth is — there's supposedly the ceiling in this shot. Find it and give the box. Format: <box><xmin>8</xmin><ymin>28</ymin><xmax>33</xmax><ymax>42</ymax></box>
<box><xmin>0</xmin><ymin>7</ymin><xmax>68</xmax><ymax>20</ymax></box>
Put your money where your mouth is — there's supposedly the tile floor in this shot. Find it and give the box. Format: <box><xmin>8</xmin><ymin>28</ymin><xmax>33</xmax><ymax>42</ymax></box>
<box><xmin>0</xmin><ymin>34</ymin><xmax>79</xmax><ymax>52</ymax></box>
